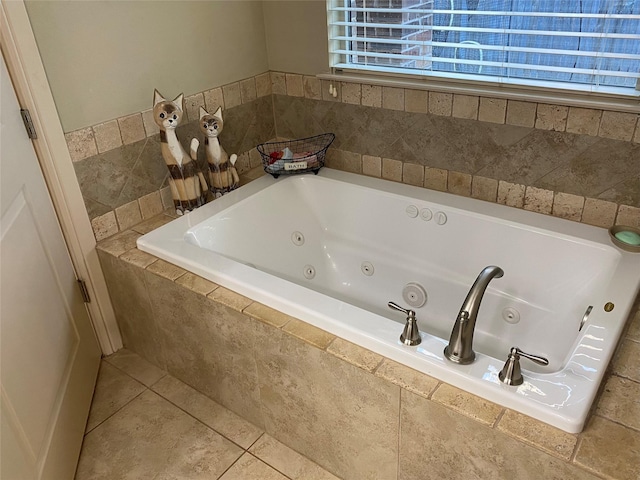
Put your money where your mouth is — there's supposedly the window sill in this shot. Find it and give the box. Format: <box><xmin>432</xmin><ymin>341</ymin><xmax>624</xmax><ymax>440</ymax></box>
<box><xmin>317</xmin><ymin>70</ymin><xmax>640</xmax><ymax>114</ymax></box>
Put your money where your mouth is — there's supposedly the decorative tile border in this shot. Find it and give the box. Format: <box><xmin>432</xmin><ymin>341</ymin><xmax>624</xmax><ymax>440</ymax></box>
<box><xmin>66</xmin><ymin>70</ymin><xmax>639</xmax><ymax>161</ymax></box>
<box><xmin>325</xmin><ymin>149</ymin><xmax>640</xmax><ymax>229</ymax></box>
<box><xmin>65</xmin><ymin>72</ymin><xmax>272</xmax><ymax>163</ymax></box>
<box><xmin>295</xmin><ymin>73</ymin><xmax>639</xmax><ymax>142</ymax></box>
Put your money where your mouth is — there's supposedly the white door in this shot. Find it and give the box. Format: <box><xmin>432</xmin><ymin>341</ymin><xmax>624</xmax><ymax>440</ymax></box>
<box><xmin>1</xmin><ymin>52</ymin><xmax>101</xmax><ymax>480</ymax></box>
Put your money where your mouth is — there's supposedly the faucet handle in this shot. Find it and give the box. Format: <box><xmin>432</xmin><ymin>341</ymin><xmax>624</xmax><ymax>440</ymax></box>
<box><xmin>388</xmin><ymin>302</ymin><xmax>421</xmax><ymax>346</ymax></box>
<box><xmin>388</xmin><ymin>301</ymin><xmax>415</xmax><ymax>318</ymax></box>
<box><xmin>514</xmin><ymin>347</ymin><xmax>549</xmax><ymax>366</ymax></box>
<box><xmin>499</xmin><ymin>347</ymin><xmax>549</xmax><ymax>386</ymax></box>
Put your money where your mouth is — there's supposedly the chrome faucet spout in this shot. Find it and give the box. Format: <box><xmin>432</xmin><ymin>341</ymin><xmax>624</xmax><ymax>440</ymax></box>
<box><xmin>444</xmin><ymin>265</ymin><xmax>504</xmax><ymax>364</ymax></box>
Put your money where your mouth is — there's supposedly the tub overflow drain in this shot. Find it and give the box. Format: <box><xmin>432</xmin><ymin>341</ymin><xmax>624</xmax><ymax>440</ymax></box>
<box><xmin>402</xmin><ymin>283</ymin><xmax>427</xmax><ymax>308</ymax></box>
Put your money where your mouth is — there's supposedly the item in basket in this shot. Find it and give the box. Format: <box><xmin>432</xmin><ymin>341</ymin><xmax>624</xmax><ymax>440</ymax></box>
<box><xmin>268</xmin><ymin>147</ymin><xmax>294</xmax><ymax>164</ymax></box>
<box><xmin>266</xmin><ymin>159</ymin><xmax>285</xmax><ymax>173</ymax></box>
<box><xmin>268</xmin><ymin>151</ymin><xmax>282</xmax><ymax>164</ymax></box>
<box><xmin>282</xmin><ymin>147</ymin><xmax>294</xmax><ymax>160</ymax></box>
<box><xmin>297</xmin><ymin>152</ymin><xmax>317</xmax><ymax>166</ymax></box>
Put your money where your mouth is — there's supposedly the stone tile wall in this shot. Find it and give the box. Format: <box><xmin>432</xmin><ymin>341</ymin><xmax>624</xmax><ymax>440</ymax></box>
<box><xmin>67</xmin><ymin>71</ymin><xmax>638</xmax><ymax>241</ymax></box>
<box><xmin>66</xmin><ymin>72</ymin><xmax>274</xmax><ymax>241</ymax></box>
<box><xmin>271</xmin><ymin>73</ymin><xmax>639</xmax><ymax>229</ymax></box>
<box><xmin>97</xmin><ymin>222</ymin><xmax>640</xmax><ymax>480</ymax></box>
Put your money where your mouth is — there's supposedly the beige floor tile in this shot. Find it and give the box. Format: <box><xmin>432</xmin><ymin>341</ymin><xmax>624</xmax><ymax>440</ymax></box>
<box><xmin>575</xmin><ymin>415</ymin><xmax>640</xmax><ymax>480</ymax></box>
<box><xmin>85</xmin><ymin>361</ymin><xmax>146</xmax><ymax>433</ymax></box>
<box><xmin>152</xmin><ymin>375</ymin><xmax>263</xmax><ymax>449</ymax></box>
<box><xmin>104</xmin><ymin>348</ymin><xmax>166</xmax><ymax>387</ymax></box>
<box><xmin>250</xmin><ymin>434</ymin><xmax>341</xmax><ymax>480</ymax></box>
<box><xmin>613</xmin><ymin>339</ymin><xmax>640</xmax><ymax>382</ymax></box>
<box><xmin>595</xmin><ymin>375</ymin><xmax>640</xmax><ymax>430</ymax></box>
<box><xmin>76</xmin><ymin>390</ymin><xmax>243</xmax><ymax>480</ymax></box>
<box><xmin>626</xmin><ymin>307</ymin><xmax>640</xmax><ymax>342</ymax></box>
<box><xmin>219</xmin><ymin>453</ymin><xmax>289</xmax><ymax>480</ymax></box>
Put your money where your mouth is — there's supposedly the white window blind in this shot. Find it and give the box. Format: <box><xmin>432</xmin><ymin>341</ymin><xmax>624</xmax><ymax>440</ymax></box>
<box><xmin>327</xmin><ymin>0</ymin><xmax>640</xmax><ymax>96</ymax></box>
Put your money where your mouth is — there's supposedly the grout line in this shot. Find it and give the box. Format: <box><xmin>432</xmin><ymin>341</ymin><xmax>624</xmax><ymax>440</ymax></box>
<box><xmin>427</xmin><ymin>381</ymin><xmax>441</xmax><ymax>400</ymax></box>
<box><xmin>492</xmin><ymin>408</ymin><xmax>506</xmax><ymax>429</ymax></box>
<box><xmin>246</xmin><ymin>432</ymin><xmax>265</xmax><ymax>452</ymax></box>
<box><xmin>246</xmin><ymin>452</ymin><xmax>295</xmax><ymax>480</ymax></box>
<box><xmin>396</xmin><ymin>389</ymin><xmax>402</xmax><ymax>480</ymax></box>
<box><xmin>570</xmin><ymin>428</ymin><xmax>584</xmax><ymax>464</ymax></box>
<box><xmin>214</xmin><ymin>453</ymin><xmax>245</xmax><ymax>480</ymax></box>
<box><xmin>102</xmin><ymin>351</ymin><xmax>167</xmax><ymax>388</ymax></box>
<box><xmin>370</xmin><ymin>358</ymin><xmax>385</xmax><ymax>375</ymax></box>
<box><xmin>84</xmin><ymin>386</ymin><xmax>147</xmax><ymax>436</ymax></box>
<box><xmin>146</xmin><ymin>372</ymin><xmax>168</xmax><ymax>389</ymax></box>
<box><xmin>144</xmin><ymin>374</ymin><xmax>264</xmax><ymax>452</ymax></box>
<box><xmin>591</xmin><ymin>412</ymin><xmax>640</xmax><ymax>434</ymax></box>
<box><xmin>149</xmin><ymin>389</ymin><xmax>257</xmax><ymax>452</ymax></box>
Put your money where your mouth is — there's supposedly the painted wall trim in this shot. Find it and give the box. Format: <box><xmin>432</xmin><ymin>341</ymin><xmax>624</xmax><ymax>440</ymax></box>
<box><xmin>1</xmin><ymin>0</ymin><xmax>122</xmax><ymax>355</ymax></box>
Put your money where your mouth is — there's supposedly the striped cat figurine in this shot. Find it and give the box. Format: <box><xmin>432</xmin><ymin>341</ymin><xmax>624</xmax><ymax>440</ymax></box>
<box><xmin>199</xmin><ymin>106</ymin><xmax>239</xmax><ymax>198</ymax></box>
<box><xmin>153</xmin><ymin>89</ymin><xmax>208</xmax><ymax>215</ymax></box>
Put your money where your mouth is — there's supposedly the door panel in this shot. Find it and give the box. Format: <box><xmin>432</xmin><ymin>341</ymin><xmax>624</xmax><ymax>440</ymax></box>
<box><xmin>2</xmin><ymin>189</ymin><xmax>78</xmax><ymax>460</ymax></box>
<box><xmin>1</xmin><ymin>49</ymin><xmax>101</xmax><ymax>480</ymax></box>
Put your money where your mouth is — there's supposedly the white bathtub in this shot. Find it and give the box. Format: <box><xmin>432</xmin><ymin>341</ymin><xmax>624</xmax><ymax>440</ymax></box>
<box><xmin>138</xmin><ymin>168</ymin><xmax>640</xmax><ymax>433</ymax></box>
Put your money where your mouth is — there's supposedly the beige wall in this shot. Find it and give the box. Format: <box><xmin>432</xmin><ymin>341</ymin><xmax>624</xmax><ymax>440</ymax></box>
<box><xmin>25</xmin><ymin>0</ymin><xmax>269</xmax><ymax>132</ymax></box>
<box><xmin>262</xmin><ymin>1</ymin><xmax>328</xmax><ymax>76</ymax></box>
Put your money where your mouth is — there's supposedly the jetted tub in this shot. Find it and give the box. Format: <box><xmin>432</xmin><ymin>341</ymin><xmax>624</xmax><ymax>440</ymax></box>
<box><xmin>138</xmin><ymin>168</ymin><xmax>640</xmax><ymax>433</ymax></box>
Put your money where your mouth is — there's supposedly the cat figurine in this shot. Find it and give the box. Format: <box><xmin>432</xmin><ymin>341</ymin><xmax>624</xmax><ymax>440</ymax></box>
<box><xmin>199</xmin><ymin>106</ymin><xmax>239</xmax><ymax>198</ymax></box>
<box><xmin>153</xmin><ymin>89</ymin><xmax>208</xmax><ymax>215</ymax></box>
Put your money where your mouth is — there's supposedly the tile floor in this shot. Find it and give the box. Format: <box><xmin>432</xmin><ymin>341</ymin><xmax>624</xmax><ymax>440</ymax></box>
<box><xmin>75</xmin><ymin>349</ymin><xmax>341</xmax><ymax>480</ymax></box>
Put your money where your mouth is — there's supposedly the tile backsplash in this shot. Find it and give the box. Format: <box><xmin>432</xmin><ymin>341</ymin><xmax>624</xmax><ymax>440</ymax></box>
<box><xmin>68</xmin><ymin>72</ymin><xmax>274</xmax><ymax>240</ymax></box>
<box><xmin>66</xmin><ymin>71</ymin><xmax>640</xmax><ymax>241</ymax></box>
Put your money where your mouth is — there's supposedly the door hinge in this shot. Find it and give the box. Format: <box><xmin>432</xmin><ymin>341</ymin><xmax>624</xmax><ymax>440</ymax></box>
<box><xmin>20</xmin><ymin>109</ymin><xmax>37</xmax><ymax>139</ymax></box>
<box><xmin>77</xmin><ymin>279</ymin><xmax>91</xmax><ymax>303</ymax></box>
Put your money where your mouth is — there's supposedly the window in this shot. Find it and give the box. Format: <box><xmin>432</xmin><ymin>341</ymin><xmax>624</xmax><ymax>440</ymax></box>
<box><xmin>327</xmin><ymin>0</ymin><xmax>640</xmax><ymax>98</ymax></box>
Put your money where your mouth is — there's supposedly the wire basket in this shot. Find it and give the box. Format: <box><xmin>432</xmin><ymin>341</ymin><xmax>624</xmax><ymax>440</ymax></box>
<box><xmin>257</xmin><ymin>133</ymin><xmax>335</xmax><ymax>178</ymax></box>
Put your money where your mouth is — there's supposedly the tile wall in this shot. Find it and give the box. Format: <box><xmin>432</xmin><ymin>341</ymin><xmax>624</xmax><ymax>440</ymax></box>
<box><xmin>67</xmin><ymin>72</ymin><xmax>274</xmax><ymax>241</ymax></box>
<box><xmin>96</xmin><ymin>224</ymin><xmax>640</xmax><ymax>480</ymax></box>
<box><xmin>66</xmin><ymin>71</ymin><xmax>639</xmax><ymax>242</ymax></box>
<box><xmin>271</xmin><ymin>72</ymin><xmax>639</xmax><ymax>229</ymax></box>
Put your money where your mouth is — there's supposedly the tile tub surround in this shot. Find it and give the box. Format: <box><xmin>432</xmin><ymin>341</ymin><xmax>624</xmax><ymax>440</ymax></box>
<box><xmin>97</xmin><ymin>220</ymin><xmax>640</xmax><ymax>480</ymax></box>
<box><xmin>68</xmin><ymin>72</ymin><xmax>274</xmax><ymax>237</ymax></box>
<box><xmin>273</xmin><ymin>93</ymin><xmax>640</xmax><ymax>212</ymax></box>
<box><xmin>75</xmin><ymin>95</ymin><xmax>274</xmax><ymax>219</ymax></box>
<box><xmin>67</xmin><ymin>72</ymin><xmax>639</xmax><ymax>242</ymax></box>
